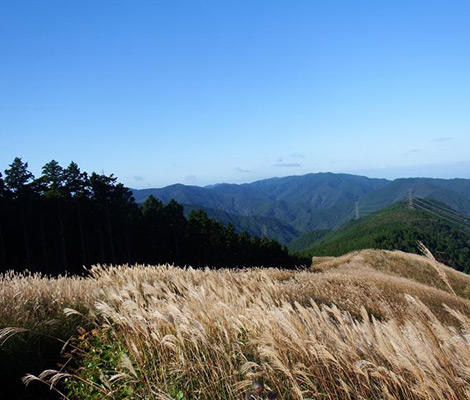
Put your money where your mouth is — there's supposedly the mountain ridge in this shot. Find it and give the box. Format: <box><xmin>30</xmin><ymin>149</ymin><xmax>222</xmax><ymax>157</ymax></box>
<box><xmin>132</xmin><ymin>172</ymin><xmax>470</xmax><ymax>243</ymax></box>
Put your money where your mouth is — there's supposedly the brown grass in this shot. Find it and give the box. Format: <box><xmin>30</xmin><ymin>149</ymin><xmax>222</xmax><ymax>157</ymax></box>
<box><xmin>0</xmin><ymin>270</ymin><xmax>100</xmax><ymax>335</ymax></box>
<box><xmin>4</xmin><ymin>251</ymin><xmax>470</xmax><ymax>399</ymax></box>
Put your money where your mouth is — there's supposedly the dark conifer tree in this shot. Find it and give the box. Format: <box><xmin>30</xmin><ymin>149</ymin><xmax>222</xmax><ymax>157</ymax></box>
<box><xmin>0</xmin><ymin>172</ymin><xmax>7</xmax><ymax>270</ymax></box>
<box><xmin>4</xmin><ymin>158</ymin><xmax>36</xmax><ymax>268</ymax></box>
<box><xmin>141</xmin><ymin>195</ymin><xmax>165</xmax><ymax>262</ymax></box>
<box><xmin>64</xmin><ymin>162</ymin><xmax>90</xmax><ymax>266</ymax></box>
<box><xmin>0</xmin><ymin>158</ymin><xmax>306</xmax><ymax>273</ymax></box>
<box><xmin>40</xmin><ymin>160</ymin><xmax>66</xmax><ymax>199</ymax></box>
<box><xmin>0</xmin><ymin>172</ymin><xmax>6</xmax><ymax>198</ymax></box>
<box><xmin>4</xmin><ymin>157</ymin><xmax>34</xmax><ymax>198</ymax></box>
<box><xmin>163</xmin><ymin>200</ymin><xmax>187</xmax><ymax>264</ymax></box>
<box><xmin>40</xmin><ymin>160</ymin><xmax>68</xmax><ymax>272</ymax></box>
<box><xmin>63</xmin><ymin>161</ymin><xmax>89</xmax><ymax>199</ymax></box>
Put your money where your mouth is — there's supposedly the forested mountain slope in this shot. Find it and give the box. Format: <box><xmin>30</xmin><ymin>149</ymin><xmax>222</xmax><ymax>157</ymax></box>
<box><xmin>292</xmin><ymin>201</ymin><xmax>470</xmax><ymax>272</ymax></box>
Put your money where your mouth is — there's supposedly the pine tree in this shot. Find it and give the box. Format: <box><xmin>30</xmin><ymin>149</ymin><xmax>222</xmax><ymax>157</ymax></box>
<box><xmin>0</xmin><ymin>172</ymin><xmax>6</xmax><ymax>199</ymax></box>
<box><xmin>64</xmin><ymin>162</ymin><xmax>90</xmax><ymax>266</ymax></box>
<box><xmin>4</xmin><ymin>157</ymin><xmax>34</xmax><ymax>198</ymax></box>
<box><xmin>64</xmin><ymin>161</ymin><xmax>90</xmax><ymax>198</ymax></box>
<box><xmin>40</xmin><ymin>160</ymin><xmax>65</xmax><ymax>198</ymax></box>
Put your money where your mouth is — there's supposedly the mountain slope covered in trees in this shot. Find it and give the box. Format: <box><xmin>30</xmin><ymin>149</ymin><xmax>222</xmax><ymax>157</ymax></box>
<box><xmin>182</xmin><ymin>204</ymin><xmax>300</xmax><ymax>243</ymax></box>
<box><xmin>133</xmin><ymin>173</ymin><xmax>390</xmax><ymax>234</ymax></box>
<box><xmin>291</xmin><ymin>201</ymin><xmax>470</xmax><ymax>272</ymax></box>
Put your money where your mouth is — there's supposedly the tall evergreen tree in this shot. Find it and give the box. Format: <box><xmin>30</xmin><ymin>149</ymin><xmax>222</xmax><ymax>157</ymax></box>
<box><xmin>0</xmin><ymin>172</ymin><xmax>6</xmax><ymax>197</ymax></box>
<box><xmin>164</xmin><ymin>200</ymin><xmax>187</xmax><ymax>264</ymax></box>
<box><xmin>4</xmin><ymin>158</ymin><xmax>36</xmax><ymax>268</ymax></box>
<box><xmin>40</xmin><ymin>160</ymin><xmax>66</xmax><ymax>198</ymax></box>
<box><xmin>4</xmin><ymin>157</ymin><xmax>34</xmax><ymax>198</ymax></box>
<box><xmin>0</xmin><ymin>172</ymin><xmax>6</xmax><ymax>199</ymax></box>
<box><xmin>89</xmin><ymin>172</ymin><xmax>136</xmax><ymax>264</ymax></box>
<box><xmin>40</xmin><ymin>160</ymin><xmax>69</xmax><ymax>271</ymax></box>
<box><xmin>141</xmin><ymin>195</ymin><xmax>165</xmax><ymax>262</ymax></box>
<box><xmin>64</xmin><ymin>161</ymin><xmax>89</xmax><ymax>199</ymax></box>
<box><xmin>0</xmin><ymin>173</ymin><xmax>7</xmax><ymax>270</ymax></box>
<box><xmin>64</xmin><ymin>162</ymin><xmax>90</xmax><ymax>266</ymax></box>
<box><xmin>142</xmin><ymin>195</ymin><xmax>164</xmax><ymax>218</ymax></box>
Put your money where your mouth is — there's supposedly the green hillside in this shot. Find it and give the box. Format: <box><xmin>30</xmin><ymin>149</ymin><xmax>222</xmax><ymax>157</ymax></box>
<box><xmin>182</xmin><ymin>204</ymin><xmax>300</xmax><ymax>243</ymax></box>
<box><xmin>293</xmin><ymin>201</ymin><xmax>470</xmax><ymax>272</ymax></box>
<box><xmin>286</xmin><ymin>229</ymin><xmax>331</xmax><ymax>252</ymax></box>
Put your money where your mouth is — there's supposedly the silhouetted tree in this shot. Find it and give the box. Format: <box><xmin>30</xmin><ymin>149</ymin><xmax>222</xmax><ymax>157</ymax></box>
<box><xmin>4</xmin><ymin>157</ymin><xmax>34</xmax><ymax>199</ymax></box>
<box><xmin>64</xmin><ymin>161</ymin><xmax>89</xmax><ymax>199</ymax></box>
<box><xmin>39</xmin><ymin>160</ymin><xmax>69</xmax><ymax>271</ymax></box>
<box><xmin>0</xmin><ymin>173</ymin><xmax>7</xmax><ymax>270</ymax></box>
<box><xmin>0</xmin><ymin>158</ymin><xmax>306</xmax><ymax>274</ymax></box>
<box><xmin>40</xmin><ymin>160</ymin><xmax>66</xmax><ymax>199</ymax></box>
<box><xmin>0</xmin><ymin>172</ymin><xmax>6</xmax><ymax>199</ymax></box>
<box><xmin>141</xmin><ymin>195</ymin><xmax>165</xmax><ymax>261</ymax></box>
<box><xmin>4</xmin><ymin>158</ymin><xmax>36</xmax><ymax>268</ymax></box>
<box><xmin>63</xmin><ymin>162</ymin><xmax>90</xmax><ymax>266</ymax></box>
<box><xmin>163</xmin><ymin>200</ymin><xmax>187</xmax><ymax>264</ymax></box>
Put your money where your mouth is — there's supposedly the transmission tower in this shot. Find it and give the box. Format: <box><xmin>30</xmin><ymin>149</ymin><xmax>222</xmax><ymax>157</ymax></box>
<box><xmin>355</xmin><ymin>202</ymin><xmax>360</xmax><ymax>220</ymax></box>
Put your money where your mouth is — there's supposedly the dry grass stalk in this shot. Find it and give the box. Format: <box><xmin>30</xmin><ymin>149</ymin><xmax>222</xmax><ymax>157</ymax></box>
<box><xmin>417</xmin><ymin>241</ymin><xmax>457</xmax><ymax>296</ymax></box>
<box><xmin>4</xmin><ymin>251</ymin><xmax>470</xmax><ymax>399</ymax></box>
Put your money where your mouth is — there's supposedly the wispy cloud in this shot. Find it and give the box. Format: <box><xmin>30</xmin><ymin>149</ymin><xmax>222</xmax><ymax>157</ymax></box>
<box><xmin>290</xmin><ymin>152</ymin><xmax>305</xmax><ymax>158</ymax></box>
<box><xmin>273</xmin><ymin>162</ymin><xmax>301</xmax><ymax>168</ymax></box>
<box><xmin>402</xmin><ymin>149</ymin><xmax>420</xmax><ymax>155</ymax></box>
<box><xmin>133</xmin><ymin>175</ymin><xmax>144</xmax><ymax>182</ymax></box>
<box><xmin>431</xmin><ymin>137</ymin><xmax>452</xmax><ymax>142</ymax></box>
<box><xmin>235</xmin><ymin>167</ymin><xmax>250</xmax><ymax>173</ymax></box>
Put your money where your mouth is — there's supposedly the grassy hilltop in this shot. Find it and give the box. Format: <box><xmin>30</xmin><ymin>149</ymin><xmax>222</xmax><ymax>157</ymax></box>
<box><xmin>3</xmin><ymin>250</ymin><xmax>470</xmax><ymax>399</ymax></box>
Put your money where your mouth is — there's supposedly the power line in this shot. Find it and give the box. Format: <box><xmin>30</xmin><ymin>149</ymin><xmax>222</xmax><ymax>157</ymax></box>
<box><xmin>413</xmin><ymin>203</ymin><xmax>470</xmax><ymax>235</ymax></box>
<box><xmin>414</xmin><ymin>197</ymin><xmax>470</xmax><ymax>223</ymax></box>
<box><xmin>413</xmin><ymin>203</ymin><xmax>470</xmax><ymax>232</ymax></box>
<box><xmin>407</xmin><ymin>191</ymin><xmax>470</xmax><ymax>229</ymax></box>
<box><xmin>413</xmin><ymin>200</ymin><xmax>470</xmax><ymax>228</ymax></box>
<box><xmin>334</xmin><ymin>193</ymin><xmax>470</xmax><ymax>236</ymax></box>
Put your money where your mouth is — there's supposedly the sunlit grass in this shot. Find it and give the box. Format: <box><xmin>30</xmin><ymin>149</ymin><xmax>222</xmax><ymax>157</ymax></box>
<box><xmin>3</xmin><ymin>250</ymin><xmax>470</xmax><ymax>399</ymax></box>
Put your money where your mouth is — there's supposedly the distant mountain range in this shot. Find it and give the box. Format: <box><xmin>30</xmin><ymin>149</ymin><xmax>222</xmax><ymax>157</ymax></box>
<box><xmin>132</xmin><ymin>173</ymin><xmax>470</xmax><ymax>243</ymax></box>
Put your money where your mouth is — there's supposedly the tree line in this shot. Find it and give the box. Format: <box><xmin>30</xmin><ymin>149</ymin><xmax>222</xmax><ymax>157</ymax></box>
<box><xmin>0</xmin><ymin>158</ymin><xmax>306</xmax><ymax>274</ymax></box>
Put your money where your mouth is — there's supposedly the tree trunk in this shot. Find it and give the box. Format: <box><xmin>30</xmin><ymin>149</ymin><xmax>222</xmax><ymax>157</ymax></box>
<box><xmin>174</xmin><ymin>228</ymin><xmax>180</xmax><ymax>265</ymax></box>
<box><xmin>40</xmin><ymin>218</ymin><xmax>49</xmax><ymax>274</ymax></box>
<box><xmin>99</xmin><ymin>226</ymin><xmax>106</xmax><ymax>263</ymax></box>
<box><xmin>76</xmin><ymin>202</ymin><xmax>87</xmax><ymax>267</ymax></box>
<box><xmin>0</xmin><ymin>223</ymin><xmax>6</xmax><ymax>271</ymax></box>
<box><xmin>58</xmin><ymin>203</ymin><xmax>68</xmax><ymax>273</ymax></box>
<box><xmin>124</xmin><ymin>223</ymin><xmax>131</xmax><ymax>264</ymax></box>
<box><xmin>106</xmin><ymin>206</ymin><xmax>116</xmax><ymax>264</ymax></box>
<box><xmin>23</xmin><ymin>225</ymin><xmax>31</xmax><ymax>269</ymax></box>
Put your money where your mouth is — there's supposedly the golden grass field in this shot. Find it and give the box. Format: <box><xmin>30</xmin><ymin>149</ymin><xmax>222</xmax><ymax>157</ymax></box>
<box><xmin>3</xmin><ymin>249</ymin><xmax>470</xmax><ymax>399</ymax></box>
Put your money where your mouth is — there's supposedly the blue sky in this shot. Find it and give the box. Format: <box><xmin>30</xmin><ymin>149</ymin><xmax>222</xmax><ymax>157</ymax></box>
<box><xmin>1</xmin><ymin>1</ymin><xmax>469</xmax><ymax>188</ymax></box>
